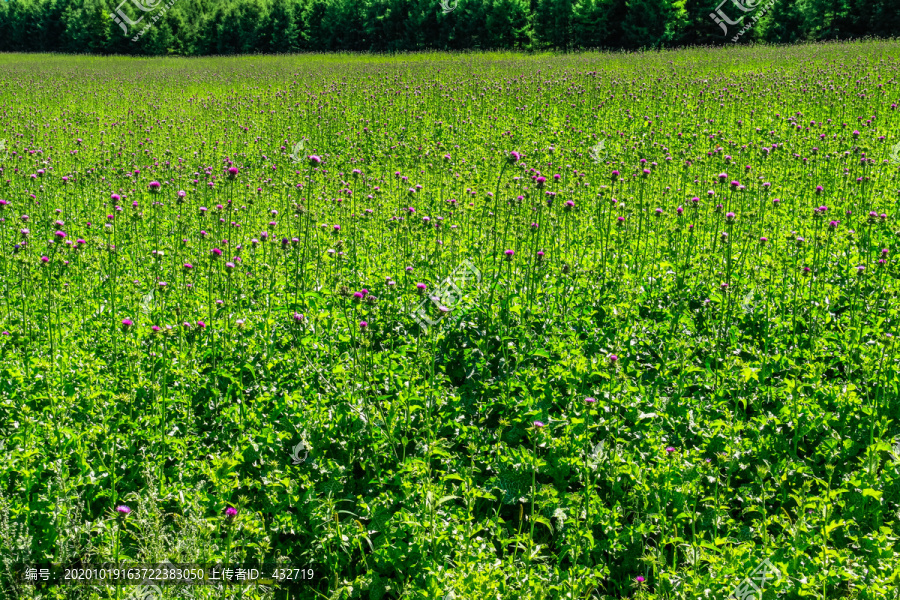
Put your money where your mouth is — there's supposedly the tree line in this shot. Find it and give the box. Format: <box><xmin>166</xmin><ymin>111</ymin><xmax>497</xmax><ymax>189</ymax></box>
<box><xmin>0</xmin><ymin>0</ymin><xmax>897</xmax><ymax>55</ymax></box>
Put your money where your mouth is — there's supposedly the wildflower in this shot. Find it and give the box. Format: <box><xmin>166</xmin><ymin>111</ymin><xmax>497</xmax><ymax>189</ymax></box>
<box><xmin>585</xmin><ymin>397</ymin><xmax>596</xmax><ymax>404</ymax></box>
<box><xmin>148</xmin><ymin>181</ymin><xmax>161</xmax><ymax>193</ymax></box>
<box><xmin>359</xmin><ymin>320</ymin><xmax>368</xmax><ymax>330</ymax></box>
<box><xmin>116</xmin><ymin>505</ymin><xmax>131</xmax><ymax>516</ymax></box>
<box><xmin>508</xmin><ymin>151</ymin><xmax>521</xmax><ymax>164</ymax></box>
<box><xmin>227</xmin><ymin>167</ymin><xmax>239</xmax><ymax>179</ymax></box>
<box><xmin>725</xmin><ymin>212</ymin><xmax>735</xmax><ymax>222</ymax></box>
<box><xmin>504</xmin><ymin>249</ymin><xmax>515</xmax><ymax>260</ymax></box>
<box><xmin>533</xmin><ymin>421</ymin><xmax>545</xmax><ymax>428</ymax></box>
<box><xmin>225</xmin><ymin>507</ymin><xmax>238</xmax><ymax>518</ymax></box>
<box><xmin>121</xmin><ymin>319</ymin><xmax>133</xmax><ymax>330</ymax></box>
<box><xmin>196</xmin><ymin>321</ymin><xmax>206</xmax><ymax>329</ymax></box>
<box><xmin>636</xmin><ymin>576</ymin><xmax>645</xmax><ymax>583</ymax></box>
<box><xmin>609</xmin><ymin>354</ymin><xmax>618</xmax><ymax>363</ymax></box>
<box><xmin>211</xmin><ymin>248</ymin><xmax>222</xmax><ymax>257</ymax></box>
<box><xmin>666</xmin><ymin>446</ymin><xmax>675</xmax><ymax>453</ymax></box>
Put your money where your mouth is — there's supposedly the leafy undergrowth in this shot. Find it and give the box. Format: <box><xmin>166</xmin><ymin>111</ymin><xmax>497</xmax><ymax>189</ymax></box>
<box><xmin>1</xmin><ymin>43</ymin><xmax>900</xmax><ymax>599</ymax></box>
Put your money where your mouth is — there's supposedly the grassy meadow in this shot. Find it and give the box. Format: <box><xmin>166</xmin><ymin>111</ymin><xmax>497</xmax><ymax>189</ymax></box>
<box><xmin>2</xmin><ymin>42</ymin><xmax>900</xmax><ymax>599</ymax></box>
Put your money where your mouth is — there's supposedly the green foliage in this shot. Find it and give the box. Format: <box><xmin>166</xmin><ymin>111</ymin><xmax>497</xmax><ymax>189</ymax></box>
<box><xmin>1</xmin><ymin>42</ymin><xmax>900</xmax><ymax>599</ymax></box>
<box><xmin>0</xmin><ymin>0</ymin><xmax>896</xmax><ymax>54</ymax></box>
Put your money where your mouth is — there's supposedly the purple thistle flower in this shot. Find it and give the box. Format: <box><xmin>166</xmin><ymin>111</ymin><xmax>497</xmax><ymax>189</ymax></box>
<box><xmin>227</xmin><ymin>167</ymin><xmax>239</xmax><ymax>179</ymax></box>
<box><xmin>359</xmin><ymin>320</ymin><xmax>368</xmax><ymax>330</ymax></box>
<box><xmin>533</xmin><ymin>420</ymin><xmax>545</xmax><ymax>428</ymax></box>
<box><xmin>121</xmin><ymin>318</ymin><xmax>133</xmax><ymax>329</ymax></box>
<box><xmin>116</xmin><ymin>505</ymin><xmax>131</xmax><ymax>515</ymax></box>
<box><xmin>308</xmin><ymin>155</ymin><xmax>322</xmax><ymax>165</ymax></box>
<box><xmin>225</xmin><ymin>506</ymin><xmax>238</xmax><ymax>518</ymax></box>
<box><xmin>666</xmin><ymin>446</ymin><xmax>675</xmax><ymax>453</ymax></box>
<box><xmin>636</xmin><ymin>576</ymin><xmax>645</xmax><ymax>583</ymax></box>
<box><xmin>148</xmin><ymin>181</ymin><xmax>161</xmax><ymax>193</ymax></box>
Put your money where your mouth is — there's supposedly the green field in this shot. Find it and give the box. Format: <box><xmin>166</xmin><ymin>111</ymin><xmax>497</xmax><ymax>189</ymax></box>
<box><xmin>2</xmin><ymin>43</ymin><xmax>900</xmax><ymax>599</ymax></box>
